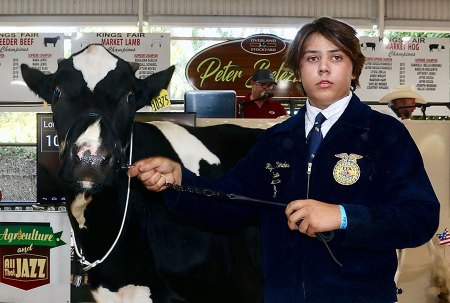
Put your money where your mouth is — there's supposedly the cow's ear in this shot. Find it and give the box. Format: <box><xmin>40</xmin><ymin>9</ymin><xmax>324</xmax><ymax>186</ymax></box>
<box><xmin>20</xmin><ymin>64</ymin><xmax>54</xmax><ymax>104</ymax></box>
<box><xmin>137</xmin><ymin>65</ymin><xmax>175</xmax><ymax>110</ymax></box>
<box><xmin>129</xmin><ymin>62</ymin><xmax>140</xmax><ymax>73</ymax></box>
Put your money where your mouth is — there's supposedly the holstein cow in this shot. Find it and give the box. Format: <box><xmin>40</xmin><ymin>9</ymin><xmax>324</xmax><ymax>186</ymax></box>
<box><xmin>21</xmin><ymin>44</ymin><xmax>264</xmax><ymax>303</ymax></box>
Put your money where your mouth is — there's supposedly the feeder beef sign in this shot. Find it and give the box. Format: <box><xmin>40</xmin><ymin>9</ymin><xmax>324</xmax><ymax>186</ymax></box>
<box><xmin>0</xmin><ymin>33</ymin><xmax>64</xmax><ymax>102</ymax></box>
<box><xmin>186</xmin><ymin>34</ymin><xmax>301</xmax><ymax>97</ymax></box>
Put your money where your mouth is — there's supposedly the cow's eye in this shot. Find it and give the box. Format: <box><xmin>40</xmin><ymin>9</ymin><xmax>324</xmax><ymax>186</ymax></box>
<box><xmin>53</xmin><ymin>87</ymin><xmax>61</xmax><ymax>99</ymax></box>
<box><xmin>126</xmin><ymin>92</ymin><xmax>135</xmax><ymax>103</ymax></box>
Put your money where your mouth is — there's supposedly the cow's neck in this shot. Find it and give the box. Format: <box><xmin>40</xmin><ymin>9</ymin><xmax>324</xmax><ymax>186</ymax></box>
<box><xmin>70</xmin><ymin>178</ymin><xmax>129</xmax><ymax>263</ymax></box>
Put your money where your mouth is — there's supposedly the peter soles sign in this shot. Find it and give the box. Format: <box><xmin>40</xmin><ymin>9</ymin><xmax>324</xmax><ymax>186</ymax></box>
<box><xmin>186</xmin><ymin>34</ymin><xmax>300</xmax><ymax>97</ymax></box>
<box><xmin>0</xmin><ymin>212</ymin><xmax>70</xmax><ymax>303</ymax></box>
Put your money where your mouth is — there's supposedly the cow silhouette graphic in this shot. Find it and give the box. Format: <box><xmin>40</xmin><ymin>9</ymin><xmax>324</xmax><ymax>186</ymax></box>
<box><xmin>43</xmin><ymin>36</ymin><xmax>60</xmax><ymax>47</ymax></box>
<box><xmin>361</xmin><ymin>42</ymin><xmax>376</xmax><ymax>51</ymax></box>
<box><xmin>429</xmin><ymin>44</ymin><xmax>445</xmax><ymax>52</ymax></box>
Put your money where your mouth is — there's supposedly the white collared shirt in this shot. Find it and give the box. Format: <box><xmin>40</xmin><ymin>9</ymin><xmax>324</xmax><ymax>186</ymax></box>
<box><xmin>305</xmin><ymin>92</ymin><xmax>352</xmax><ymax>138</ymax></box>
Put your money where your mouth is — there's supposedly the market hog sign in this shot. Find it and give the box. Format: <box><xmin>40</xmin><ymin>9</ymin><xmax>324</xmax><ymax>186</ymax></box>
<box><xmin>0</xmin><ymin>222</ymin><xmax>65</xmax><ymax>290</ymax></box>
<box><xmin>186</xmin><ymin>34</ymin><xmax>301</xmax><ymax>97</ymax></box>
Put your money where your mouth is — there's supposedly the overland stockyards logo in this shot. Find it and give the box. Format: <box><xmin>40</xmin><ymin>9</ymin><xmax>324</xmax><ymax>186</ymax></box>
<box><xmin>0</xmin><ymin>223</ymin><xmax>65</xmax><ymax>290</ymax></box>
<box><xmin>240</xmin><ymin>34</ymin><xmax>286</xmax><ymax>55</ymax></box>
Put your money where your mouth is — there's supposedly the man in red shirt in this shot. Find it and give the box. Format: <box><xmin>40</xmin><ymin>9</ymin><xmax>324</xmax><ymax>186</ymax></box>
<box><xmin>237</xmin><ymin>69</ymin><xmax>287</xmax><ymax>118</ymax></box>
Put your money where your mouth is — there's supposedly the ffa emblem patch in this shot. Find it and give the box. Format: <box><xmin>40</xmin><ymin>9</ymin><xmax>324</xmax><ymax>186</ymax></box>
<box><xmin>333</xmin><ymin>153</ymin><xmax>363</xmax><ymax>185</ymax></box>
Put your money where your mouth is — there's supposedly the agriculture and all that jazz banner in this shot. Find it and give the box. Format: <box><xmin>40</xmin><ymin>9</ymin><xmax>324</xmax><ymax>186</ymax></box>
<box><xmin>0</xmin><ymin>211</ymin><xmax>70</xmax><ymax>303</ymax></box>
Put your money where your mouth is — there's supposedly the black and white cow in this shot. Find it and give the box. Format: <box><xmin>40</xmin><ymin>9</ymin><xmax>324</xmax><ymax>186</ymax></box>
<box><xmin>21</xmin><ymin>44</ymin><xmax>264</xmax><ymax>303</ymax></box>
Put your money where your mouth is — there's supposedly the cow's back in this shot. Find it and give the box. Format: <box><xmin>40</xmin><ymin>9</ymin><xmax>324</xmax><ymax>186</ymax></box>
<box><xmin>130</xmin><ymin>122</ymin><xmax>264</xmax><ymax>303</ymax></box>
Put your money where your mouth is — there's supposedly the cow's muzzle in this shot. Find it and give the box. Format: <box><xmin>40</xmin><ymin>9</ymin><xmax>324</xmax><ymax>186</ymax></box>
<box><xmin>59</xmin><ymin>113</ymin><xmax>127</xmax><ymax>193</ymax></box>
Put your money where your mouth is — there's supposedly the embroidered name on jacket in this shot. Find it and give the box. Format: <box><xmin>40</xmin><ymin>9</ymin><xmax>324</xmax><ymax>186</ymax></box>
<box><xmin>265</xmin><ymin>161</ymin><xmax>290</xmax><ymax>198</ymax></box>
<box><xmin>333</xmin><ymin>153</ymin><xmax>363</xmax><ymax>185</ymax></box>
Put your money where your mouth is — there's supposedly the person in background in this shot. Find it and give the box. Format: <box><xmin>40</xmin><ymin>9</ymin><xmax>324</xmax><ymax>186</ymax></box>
<box><xmin>237</xmin><ymin>69</ymin><xmax>287</xmax><ymax>118</ymax></box>
<box><xmin>129</xmin><ymin>16</ymin><xmax>439</xmax><ymax>303</ymax></box>
<box><xmin>379</xmin><ymin>84</ymin><xmax>426</xmax><ymax>120</ymax></box>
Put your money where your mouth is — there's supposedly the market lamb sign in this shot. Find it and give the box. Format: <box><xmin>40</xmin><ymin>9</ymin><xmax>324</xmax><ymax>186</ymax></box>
<box><xmin>186</xmin><ymin>34</ymin><xmax>301</xmax><ymax>97</ymax></box>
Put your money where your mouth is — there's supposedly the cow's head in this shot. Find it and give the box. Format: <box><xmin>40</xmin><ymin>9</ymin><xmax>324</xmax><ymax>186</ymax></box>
<box><xmin>21</xmin><ymin>44</ymin><xmax>175</xmax><ymax>194</ymax></box>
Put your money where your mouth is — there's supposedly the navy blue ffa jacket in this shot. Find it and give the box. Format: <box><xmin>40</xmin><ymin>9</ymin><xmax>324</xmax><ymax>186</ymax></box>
<box><xmin>166</xmin><ymin>94</ymin><xmax>440</xmax><ymax>303</ymax></box>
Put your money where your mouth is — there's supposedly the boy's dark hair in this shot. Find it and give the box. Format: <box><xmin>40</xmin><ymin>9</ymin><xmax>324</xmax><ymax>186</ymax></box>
<box><xmin>285</xmin><ymin>16</ymin><xmax>366</xmax><ymax>96</ymax></box>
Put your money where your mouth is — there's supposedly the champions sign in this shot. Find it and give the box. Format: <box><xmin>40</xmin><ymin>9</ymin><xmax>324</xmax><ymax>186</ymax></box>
<box><xmin>186</xmin><ymin>34</ymin><xmax>302</xmax><ymax>97</ymax></box>
<box><xmin>0</xmin><ymin>223</ymin><xmax>65</xmax><ymax>291</ymax></box>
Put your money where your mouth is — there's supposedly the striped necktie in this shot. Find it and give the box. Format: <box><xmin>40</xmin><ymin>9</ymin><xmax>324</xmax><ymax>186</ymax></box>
<box><xmin>306</xmin><ymin>112</ymin><xmax>326</xmax><ymax>162</ymax></box>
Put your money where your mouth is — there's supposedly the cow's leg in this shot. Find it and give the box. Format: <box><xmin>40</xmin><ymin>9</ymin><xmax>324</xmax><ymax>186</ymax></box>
<box><xmin>92</xmin><ymin>285</ymin><xmax>152</xmax><ymax>303</ymax></box>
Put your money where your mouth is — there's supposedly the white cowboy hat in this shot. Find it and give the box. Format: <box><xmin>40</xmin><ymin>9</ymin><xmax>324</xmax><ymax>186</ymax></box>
<box><xmin>379</xmin><ymin>85</ymin><xmax>426</xmax><ymax>104</ymax></box>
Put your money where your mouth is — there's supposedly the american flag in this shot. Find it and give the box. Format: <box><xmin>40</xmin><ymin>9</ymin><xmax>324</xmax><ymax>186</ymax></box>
<box><xmin>437</xmin><ymin>228</ymin><xmax>450</xmax><ymax>246</ymax></box>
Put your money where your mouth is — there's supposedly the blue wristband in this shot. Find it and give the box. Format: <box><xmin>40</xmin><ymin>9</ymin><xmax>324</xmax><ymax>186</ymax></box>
<box><xmin>339</xmin><ymin>205</ymin><xmax>347</xmax><ymax>230</ymax></box>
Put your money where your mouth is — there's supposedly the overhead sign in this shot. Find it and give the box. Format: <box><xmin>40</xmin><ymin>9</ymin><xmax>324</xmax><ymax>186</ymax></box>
<box><xmin>71</xmin><ymin>33</ymin><xmax>171</xmax><ymax>110</ymax></box>
<box><xmin>71</xmin><ymin>33</ymin><xmax>170</xmax><ymax>80</ymax></box>
<box><xmin>186</xmin><ymin>34</ymin><xmax>301</xmax><ymax>97</ymax></box>
<box><xmin>358</xmin><ymin>37</ymin><xmax>449</xmax><ymax>115</ymax></box>
<box><xmin>0</xmin><ymin>33</ymin><xmax>64</xmax><ymax>102</ymax></box>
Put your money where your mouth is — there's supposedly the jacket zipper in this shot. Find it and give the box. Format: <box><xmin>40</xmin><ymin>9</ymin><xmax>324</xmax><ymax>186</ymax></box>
<box><xmin>303</xmin><ymin>161</ymin><xmax>313</xmax><ymax>299</ymax></box>
<box><xmin>306</xmin><ymin>162</ymin><xmax>312</xmax><ymax>199</ymax></box>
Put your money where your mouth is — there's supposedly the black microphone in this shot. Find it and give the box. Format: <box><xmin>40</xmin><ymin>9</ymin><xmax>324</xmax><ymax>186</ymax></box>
<box><xmin>239</xmin><ymin>93</ymin><xmax>274</xmax><ymax>117</ymax></box>
<box><xmin>259</xmin><ymin>92</ymin><xmax>274</xmax><ymax>100</ymax></box>
<box><xmin>388</xmin><ymin>102</ymin><xmax>450</xmax><ymax>110</ymax></box>
<box><xmin>388</xmin><ymin>102</ymin><xmax>419</xmax><ymax>118</ymax></box>
<box><xmin>240</xmin><ymin>93</ymin><xmax>274</xmax><ymax>106</ymax></box>
<box><xmin>389</xmin><ymin>103</ymin><xmax>420</xmax><ymax>110</ymax></box>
